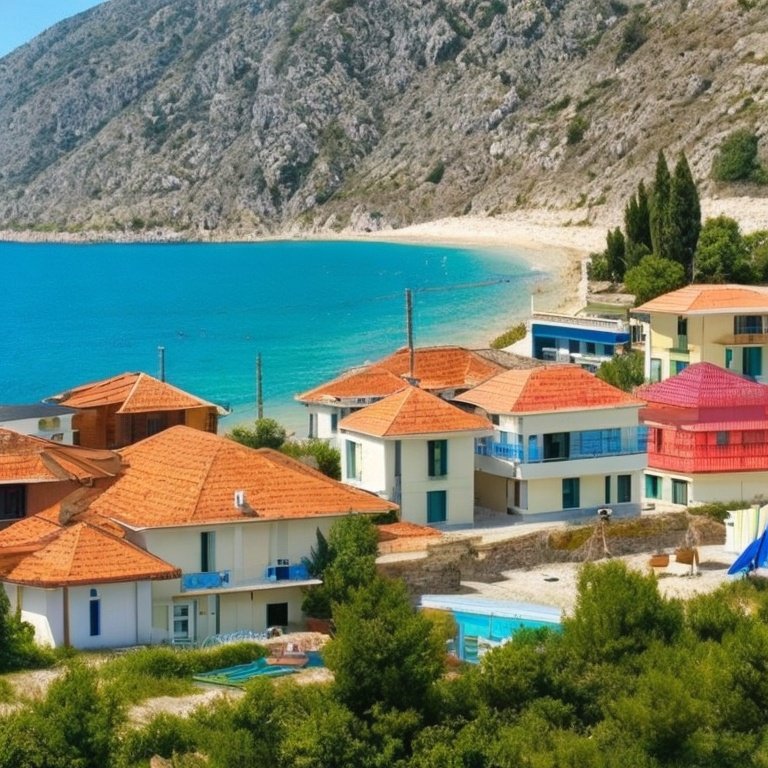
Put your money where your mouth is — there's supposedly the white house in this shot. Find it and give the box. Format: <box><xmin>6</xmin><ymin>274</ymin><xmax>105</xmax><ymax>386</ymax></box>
<box><xmin>0</xmin><ymin>404</ymin><xmax>78</xmax><ymax>444</ymax></box>
<box><xmin>338</xmin><ymin>385</ymin><xmax>493</xmax><ymax>526</ymax></box>
<box><xmin>0</xmin><ymin>426</ymin><xmax>396</xmax><ymax>649</ymax></box>
<box><xmin>455</xmin><ymin>365</ymin><xmax>648</xmax><ymax>521</ymax></box>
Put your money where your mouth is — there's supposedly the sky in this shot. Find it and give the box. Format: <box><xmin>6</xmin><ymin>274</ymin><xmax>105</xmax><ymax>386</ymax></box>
<box><xmin>1</xmin><ymin>0</ymin><xmax>104</xmax><ymax>58</ymax></box>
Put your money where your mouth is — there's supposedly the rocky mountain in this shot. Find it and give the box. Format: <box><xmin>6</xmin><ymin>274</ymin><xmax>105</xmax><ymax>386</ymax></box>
<box><xmin>0</xmin><ymin>0</ymin><xmax>766</xmax><ymax>237</ymax></box>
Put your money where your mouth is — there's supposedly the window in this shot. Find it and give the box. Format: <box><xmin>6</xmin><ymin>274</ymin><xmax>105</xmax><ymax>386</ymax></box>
<box><xmin>146</xmin><ymin>414</ymin><xmax>164</xmax><ymax>436</ymax></box>
<box><xmin>544</xmin><ymin>432</ymin><xmax>570</xmax><ymax>461</ymax></box>
<box><xmin>677</xmin><ymin>316</ymin><xmax>688</xmax><ymax>337</ymax></box>
<box><xmin>345</xmin><ymin>440</ymin><xmax>362</xmax><ymax>481</ymax></box>
<box><xmin>267</xmin><ymin>602</ymin><xmax>288</xmax><ymax>628</ymax></box>
<box><xmin>586</xmin><ymin>342</ymin><xmax>596</xmax><ymax>354</ymax></box>
<box><xmin>650</xmin><ymin>358</ymin><xmax>662</xmax><ymax>382</ymax></box>
<box><xmin>562</xmin><ymin>478</ymin><xmax>580</xmax><ymax>509</ymax></box>
<box><xmin>173</xmin><ymin>603</ymin><xmax>194</xmax><ymax>643</ymax></box>
<box><xmin>427</xmin><ymin>490</ymin><xmax>447</xmax><ymax>523</ymax></box>
<box><xmin>672</xmin><ymin>479</ymin><xmax>688</xmax><ymax>506</ymax></box>
<box><xmin>201</xmin><ymin>532</ymin><xmax>215</xmax><ymax>572</ymax></box>
<box><xmin>735</xmin><ymin>315</ymin><xmax>763</xmax><ymax>335</ymax></box>
<box><xmin>38</xmin><ymin>416</ymin><xmax>61</xmax><ymax>431</ymax></box>
<box><xmin>0</xmin><ymin>485</ymin><xmax>25</xmax><ymax>521</ymax></box>
<box><xmin>716</xmin><ymin>431</ymin><xmax>729</xmax><ymax>446</ymax></box>
<box><xmin>674</xmin><ymin>360</ymin><xmax>688</xmax><ymax>374</ymax></box>
<box><xmin>569</xmin><ymin>339</ymin><xmax>580</xmax><ymax>353</ymax></box>
<box><xmin>428</xmin><ymin>440</ymin><xmax>448</xmax><ymax>477</ymax></box>
<box><xmin>394</xmin><ymin>440</ymin><xmax>402</xmax><ymax>477</ymax></box>
<box><xmin>645</xmin><ymin>474</ymin><xmax>661</xmax><ymax>499</ymax></box>
<box><xmin>89</xmin><ymin>589</ymin><xmax>101</xmax><ymax>637</ymax></box>
<box><xmin>604</xmin><ymin>476</ymin><xmax>611</xmax><ymax>504</ymax></box>
<box><xmin>725</xmin><ymin>348</ymin><xmax>734</xmax><ymax>370</ymax></box>
<box><xmin>604</xmin><ymin>344</ymin><xmax>614</xmax><ymax>356</ymax></box>
<box><xmin>744</xmin><ymin>430</ymin><xmax>766</xmax><ymax>445</ymax></box>
<box><xmin>617</xmin><ymin>474</ymin><xmax>632</xmax><ymax>503</ymax></box>
<box><xmin>308</xmin><ymin>413</ymin><xmax>315</xmax><ymax>439</ymax></box>
<box><xmin>330</xmin><ymin>413</ymin><xmax>338</xmax><ymax>432</ymax></box>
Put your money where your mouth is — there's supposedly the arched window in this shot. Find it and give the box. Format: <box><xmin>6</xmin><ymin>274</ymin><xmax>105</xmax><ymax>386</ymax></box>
<box><xmin>89</xmin><ymin>588</ymin><xmax>101</xmax><ymax>637</ymax></box>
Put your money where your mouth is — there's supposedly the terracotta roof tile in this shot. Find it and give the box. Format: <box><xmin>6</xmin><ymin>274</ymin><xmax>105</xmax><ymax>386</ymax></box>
<box><xmin>634</xmin><ymin>284</ymin><xmax>768</xmax><ymax>314</ymax></box>
<box><xmin>2</xmin><ymin>522</ymin><xmax>179</xmax><ymax>587</ymax></box>
<box><xmin>0</xmin><ymin>429</ymin><xmax>122</xmax><ymax>484</ymax></box>
<box><xmin>89</xmin><ymin>426</ymin><xmax>396</xmax><ymax>528</ymax></box>
<box><xmin>297</xmin><ymin>367</ymin><xmax>408</xmax><ymax>403</ymax></box>
<box><xmin>49</xmin><ymin>372</ymin><xmax>217</xmax><ymax>413</ymax></box>
<box><xmin>637</xmin><ymin>363</ymin><xmax>768</xmax><ymax>409</ymax></box>
<box><xmin>454</xmin><ymin>364</ymin><xmax>644</xmax><ymax>414</ymax></box>
<box><xmin>377</xmin><ymin>521</ymin><xmax>442</xmax><ymax>541</ymax></box>
<box><xmin>339</xmin><ymin>385</ymin><xmax>493</xmax><ymax>437</ymax></box>
<box><xmin>374</xmin><ymin>346</ymin><xmax>506</xmax><ymax>390</ymax></box>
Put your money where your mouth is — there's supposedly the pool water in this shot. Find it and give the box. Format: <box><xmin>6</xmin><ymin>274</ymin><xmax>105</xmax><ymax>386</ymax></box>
<box><xmin>420</xmin><ymin>595</ymin><xmax>562</xmax><ymax>662</ymax></box>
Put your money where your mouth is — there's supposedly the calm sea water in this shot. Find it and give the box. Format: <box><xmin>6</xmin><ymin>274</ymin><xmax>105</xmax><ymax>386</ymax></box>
<box><xmin>0</xmin><ymin>239</ymin><xmax>542</xmax><ymax>436</ymax></box>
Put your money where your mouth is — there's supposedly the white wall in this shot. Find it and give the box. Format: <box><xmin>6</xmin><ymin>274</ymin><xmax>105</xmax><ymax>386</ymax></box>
<box><xmin>0</xmin><ymin>415</ymin><xmax>77</xmax><ymax>444</ymax></box>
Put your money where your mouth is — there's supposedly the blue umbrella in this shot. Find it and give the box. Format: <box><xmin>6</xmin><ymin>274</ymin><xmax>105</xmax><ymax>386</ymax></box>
<box><xmin>728</xmin><ymin>526</ymin><xmax>768</xmax><ymax>576</ymax></box>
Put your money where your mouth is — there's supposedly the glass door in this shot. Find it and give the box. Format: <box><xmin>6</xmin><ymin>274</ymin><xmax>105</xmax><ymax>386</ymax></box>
<box><xmin>172</xmin><ymin>602</ymin><xmax>195</xmax><ymax>645</ymax></box>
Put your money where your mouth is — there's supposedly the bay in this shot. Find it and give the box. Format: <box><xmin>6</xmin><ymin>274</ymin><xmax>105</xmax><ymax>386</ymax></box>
<box><xmin>0</xmin><ymin>239</ymin><xmax>542</xmax><ymax>436</ymax></box>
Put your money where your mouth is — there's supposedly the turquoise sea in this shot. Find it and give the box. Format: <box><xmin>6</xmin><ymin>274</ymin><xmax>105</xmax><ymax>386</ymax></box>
<box><xmin>0</xmin><ymin>239</ymin><xmax>543</xmax><ymax>436</ymax></box>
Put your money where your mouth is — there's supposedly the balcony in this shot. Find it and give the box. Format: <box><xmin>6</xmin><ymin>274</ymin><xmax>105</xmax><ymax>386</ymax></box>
<box><xmin>669</xmin><ymin>334</ymin><xmax>689</xmax><ymax>353</ymax></box>
<box><xmin>180</xmin><ymin>562</ymin><xmax>315</xmax><ymax>593</ymax></box>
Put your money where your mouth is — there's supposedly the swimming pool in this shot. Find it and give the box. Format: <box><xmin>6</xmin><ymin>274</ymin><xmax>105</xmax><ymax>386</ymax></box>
<box><xmin>420</xmin><ymin>595</ymin><xmax>562</xmax><ymax>661</ymax></box>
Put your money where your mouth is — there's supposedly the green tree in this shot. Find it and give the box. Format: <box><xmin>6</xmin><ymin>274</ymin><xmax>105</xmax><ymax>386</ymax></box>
<box><xmin>745</xmin><ymin>229</ymin><xmax>768</xmax><ymax>281</ymax></box>
<box><xmin>605</xmin><ymin>227</ymin><xmax>627</xmax><ymax>282</ymax></box>
<box><xmin>281</xmin><ymin>438</ymin><xmax>341</xmax><ymax>479</ymax></box>
<box><xmin>623</xmin><ymin>180</ymin><xmax>652</xmax><ymax>269</ymax></box>
<box><xmin>562</xmin><ymin>560</ymin><xmax>684</xmax><ymax>664</ymax></box>
<box><xmin>625</xmin><ymin>254</ymin><xmax>686</xmax><ymax>305</ymax></box>
<box><xmin>0</xmin><ymin>587</ymin><xmax>53</xmax><ymax>672</ymax></box>
<box><xmin>324</xmin><ymin>575</ymin><xmax>444</xmax><ymax>717</ymax></box>
<box><xmin>693</xmin><ymin>215</ymin><xmax>754</xmax><ymax>283</ymax></box>
<box><xmin>301</xmin><ymin>514</ymin><xmax>379</xmax><ymax>619</ymax></box>
<box><xmin>228</xmin><ymin>417</ymin><xmax>287</xmax><ymax>449</ymax></box>
<box><xmin>596</xmin><ymin>349</ymin><xmax>645</xmax><ymax>391</ymax></box>
<box><xmin>712</xmin><ymin>129</ymin><xmax>766</xmax><ymax>183</ymax></box>
<box><xmin>668</xmin><ymin>152</ymin><xmax>701</xmax><ymax>279</ymax></box>
<box><xmin>649</xmin><ymin>151</ymin><xmax>672</xmax><ymax>259</ymax></box>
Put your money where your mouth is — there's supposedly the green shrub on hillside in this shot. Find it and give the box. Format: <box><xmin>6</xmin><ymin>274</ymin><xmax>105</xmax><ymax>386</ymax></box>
<box><xmin>712</xmin><ymin>129</ymin><xmax>767</xmax><ymax>183</ymax></box>
<box><xmin>490</xmin><ymin>322</ymin><xmax>526</xmax><ymax>349</ymax></box>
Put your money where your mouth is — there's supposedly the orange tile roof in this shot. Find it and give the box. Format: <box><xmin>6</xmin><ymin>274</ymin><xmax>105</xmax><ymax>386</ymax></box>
<box><xmin>0</xmin><ymin>429</ymin><xmax>122</xmax><ymax>484</ymax></box>
<box><xmin>454</xmin><ymin>364</ymin><xmax>644</xmax><ymax>414</ymax></box>
<box><xmin>297</xmin><ymin>366</ymin><xmax>409</xmax><ymax>404</ymax></box>
<box><xmin>49</xmin><ymin>372</ymin><xmax>218</xmax><ymax>413</ymax></box>
<box><xmin>634</xmin><ymin>284</ymin><xmax>768</xmax><ymax>314</ymax></box>
<box><xmin>339</xmin><ymin>385</ymin><xmax>493</xmax><ymax>437</ymax></box>
<box><xmin>374</xmin><ymin>346</ymin><xmax>506</xmax><ymax>390</ymax></box>
<box><xmin>1</xmin><ymin>522</ymin><xmax>179</xmax><ymax>587</ymax></box>
<box><xmin>0</xmin><ymin>515</ymin><xmax>60</xmax><ymax>547</ymax></box>
<box><xmin>88</xmin><ymin>426</ymin><xmax>396</xmax><ymax>528</ymax></box>
<box><xmin>377</xmin><ymin>521</ymin><xmax>442</xmax><ymax>542</ymax></box>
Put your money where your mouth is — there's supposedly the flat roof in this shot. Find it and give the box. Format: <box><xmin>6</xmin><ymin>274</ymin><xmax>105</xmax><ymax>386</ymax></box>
<box><xmin>0</xmin><ymin>404</ymin><xmax>77</xmax><ymax>420</ymax></box>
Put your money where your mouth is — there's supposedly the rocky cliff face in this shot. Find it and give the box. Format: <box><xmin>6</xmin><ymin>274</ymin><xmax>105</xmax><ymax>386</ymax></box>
<box><xmin>0</xmin><ymin>0</ymin><xmax>766</xmax><ymax>236</ymax></box>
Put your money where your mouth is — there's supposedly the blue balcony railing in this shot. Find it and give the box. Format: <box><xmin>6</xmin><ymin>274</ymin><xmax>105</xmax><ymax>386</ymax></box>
<box><xmin>476</xmin><ymin>427</ymin><xmax>648</xmax><ymax>464</ymax></box>
<box><xmin>264</xmin><ymin>563</ymin><xmax>311</xmax><ymax>581</ymax></box>
<box><xmin>181</xmin><ymin>570</ymin><xmax>231</xmax><ymax>591</ymax></box>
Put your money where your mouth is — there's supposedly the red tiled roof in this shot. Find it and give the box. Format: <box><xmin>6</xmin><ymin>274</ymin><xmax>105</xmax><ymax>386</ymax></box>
<box><xmin>637</xmin><ymin>363</ymin><xmax>768</xmax><ymax>409</ymax></box>
<box><xmin>454</xmin><ymin>364</ymin><xmax>644</xmax><ymax>414</ymax></box>
<box><xmin>1</xmin><ymin>522</ymin><xmax>179</xmax><ymax>587</ymax></box>
<box><xmin>377</xmin><ymin>521</ymin><xmax>442</xmax><ymax>542</ymax></box>
<box><xmin>339</xmin><ymin>386</ymin><xmax>493</xmax><ymax>437</ymax></box>
<box><xmin>49</xmin><ymin>372</ymin><xmax>217</xmax><ymax>413</ymax></box>
<box><xmin>374</xmin><ymin>346</ymin><xmax>506</xmax><ymax>390</ymax></box>
<box><xmin>634</xmin><ymin>284</ymin><xmax>768</xmax><ymax>314</ymax></box>
<box><xmin>297</xmin><ymin>366</ymin><xmax>408</xmax><ymax>403</ymax></box>
<box><xmin>0</xmin><ymin>515</ymin><xmax>60</xmax><ymax>547</ymax></box>
<box><xmin>89</xmin><ymin>425</ymin><xmax>396</xmax><ymax>528</ymax></box>
<box><xmin>0</xmin><ymin>429</ymin><xmax>122</xmax><ymax>484</ymax></box>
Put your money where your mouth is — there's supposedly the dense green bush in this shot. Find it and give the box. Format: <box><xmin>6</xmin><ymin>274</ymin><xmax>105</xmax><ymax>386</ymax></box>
<box><xmin>566</xmin><ymin>115</ymin><xmax>588</xmax><ymax>145</ymax></box>
<box><xmin>425</xmin><ymin>161</ymin><xmax>446</xmax><ymax>184</ymax></box>
<box><xmin>712</xmin><ymin>129</ymin><xmax>766</xmax><ymax>183</ymax></box>
<box><xmin>490</xmin><ymin>322</ymin><xmax>526</xmax><ymax>349</ymax></box>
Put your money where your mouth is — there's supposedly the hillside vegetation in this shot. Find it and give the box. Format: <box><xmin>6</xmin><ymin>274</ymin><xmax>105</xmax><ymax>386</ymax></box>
<box><xmin>0</xmin><ymin>0</ymin><xmax>766</xmax><ymax>236</ymax></box>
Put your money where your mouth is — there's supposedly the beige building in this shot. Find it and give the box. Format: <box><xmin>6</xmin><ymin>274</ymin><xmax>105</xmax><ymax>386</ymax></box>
<box><xmin>632</xmin><ymin>284</ymin><xmax>768</xmax><ymax>382</ymax></box>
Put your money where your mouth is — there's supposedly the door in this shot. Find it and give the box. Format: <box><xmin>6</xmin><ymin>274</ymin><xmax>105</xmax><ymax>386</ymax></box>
<box><xmin>172</xmin><ymin>602</ymin><xmax>195</xmax><ymax>644</ymax></box>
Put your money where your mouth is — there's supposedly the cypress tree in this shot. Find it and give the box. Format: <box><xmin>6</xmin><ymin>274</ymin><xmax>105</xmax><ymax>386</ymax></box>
<box><xmin>668</xmin><ymin>152</ymin><xmax>701</xmax><ymax>281</ymax></box>
<box><xmin>606</xmin><ymin>227</ymin><xmax>627</xmax><ymax>282</ymax></box>
<box><xmin>624</xmin><ymin>180</ymin><xmax>652</xmax><ymax>269</ymax></box>
<box><xmin>650</xmin><ymin>151</ymin><xmax>672</xmax><ymax>259</ymax></box>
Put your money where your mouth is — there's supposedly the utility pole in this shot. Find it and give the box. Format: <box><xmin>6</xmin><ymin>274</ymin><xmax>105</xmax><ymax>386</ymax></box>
<box><xmin>257</xmin><ymin>353</ymin><xmax>263</xmax><ymax>420</ymax></box>
<box><xmin>158</xmin><ymin>346</ymin><xmax>166</xmax><ymax>382</ymax></box>
<box><xmin>405</xmin><ymin>288</ymin><xmax>415</xmax><ymax>384</ymax></box>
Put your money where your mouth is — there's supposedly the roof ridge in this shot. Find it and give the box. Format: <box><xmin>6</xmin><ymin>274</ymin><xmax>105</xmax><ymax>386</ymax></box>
<box><xmin>383</xmin><ymin>386</ymin><xmax>416</xmax><ymax>436</ymax></box>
